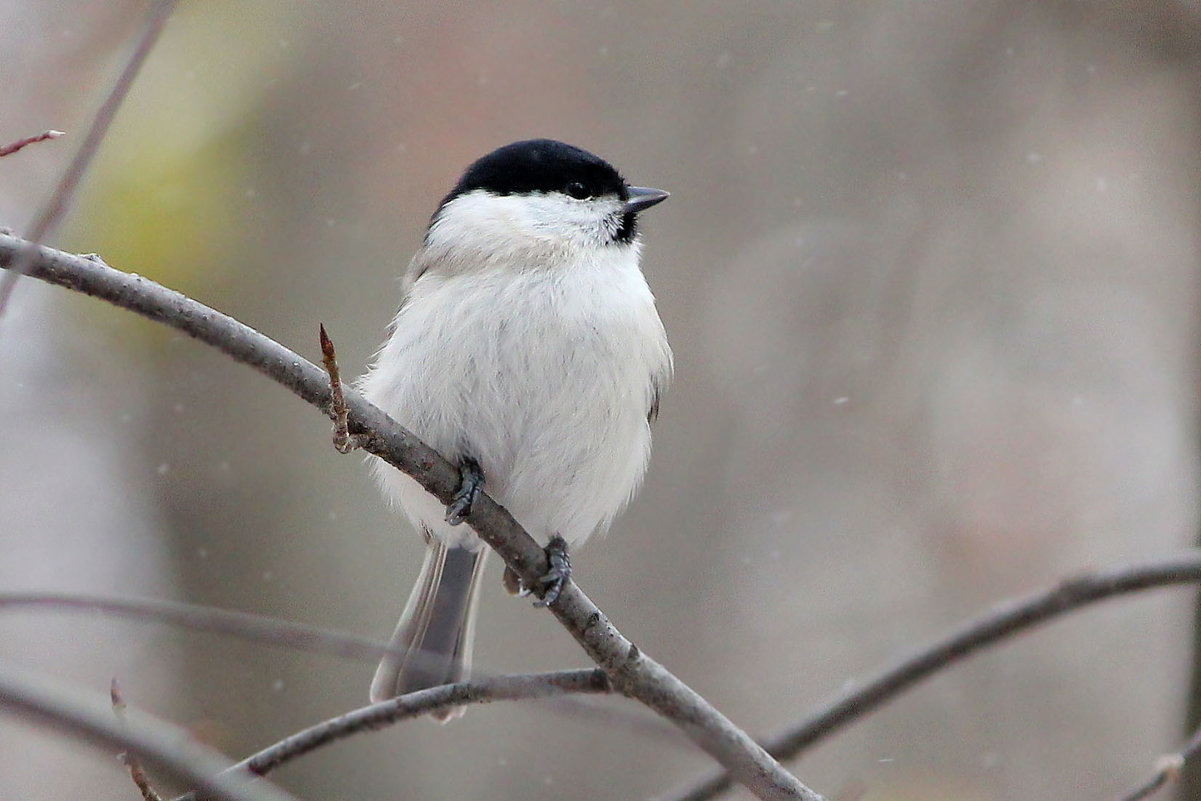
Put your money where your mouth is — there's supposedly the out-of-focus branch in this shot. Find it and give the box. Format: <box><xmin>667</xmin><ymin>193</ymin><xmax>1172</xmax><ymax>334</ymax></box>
<box><xmin>1118</xmin><ymin>722</ymin><xmax>1201</xmax><ymax>801</ymax></box>
<box><xmin>182</xmin><ymin>669</ymin><xmax>611</xmax><ymax>801</ymax></box>
<box><xmin>0</xmin><ymin>0</ymin><xmax>177</xmax><ymax>315</ymax></box>
<box><xmin>667</xmin><ymin>552</ymin><xmax>1201</xmax><ymax>801</ymax></box>
<box><xmin>0</xmin><ymin>592</ymin><xmax>392</xmax><ymax>663</ymax></box>
<box><xmin>0</xmin><ymin>591</ymin><xmax>688</xmax><ymax>746</ymax></box>
<box><xmin>0</xmin><ymin>664</ymin><xmax>298</xmax><ymax>801</ymax></box>
<box><xmin>0</xmin><ymin>234</ymin><xmax>822</xmax><ymax>801</ymax></box>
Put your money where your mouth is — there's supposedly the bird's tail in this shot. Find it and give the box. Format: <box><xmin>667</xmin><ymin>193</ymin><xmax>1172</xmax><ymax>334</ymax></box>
<box><xmin>369</xmin><ymin>539</ymin><xmax>487</xmax><ymax>721</ymax></box>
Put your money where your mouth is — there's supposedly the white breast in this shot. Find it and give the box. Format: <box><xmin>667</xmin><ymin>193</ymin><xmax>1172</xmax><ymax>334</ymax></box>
<box><xmin>360</xmin><ymin>242</ymin><xmax>671</xmax><ymax>550</ymax></box>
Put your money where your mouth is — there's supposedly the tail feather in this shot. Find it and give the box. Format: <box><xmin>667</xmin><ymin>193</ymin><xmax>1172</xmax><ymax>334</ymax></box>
<box><xmin>370</xmin><ymin>540</ymin><xmax>486</xmax><ymax>720</ymax></box>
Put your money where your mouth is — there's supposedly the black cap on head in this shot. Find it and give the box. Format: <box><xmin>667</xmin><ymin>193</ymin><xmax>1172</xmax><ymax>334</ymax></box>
<box><xmin>442</xmin><ymin>139</ymin><xmax>629</xmax><ymax>205</ymax></box>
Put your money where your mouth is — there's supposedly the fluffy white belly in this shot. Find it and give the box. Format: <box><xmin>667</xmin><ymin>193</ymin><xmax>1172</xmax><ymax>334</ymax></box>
<box><xmin>360</xmin><ymin>260</ymin><xmax>669</xmax><ymax>550</ymax></box>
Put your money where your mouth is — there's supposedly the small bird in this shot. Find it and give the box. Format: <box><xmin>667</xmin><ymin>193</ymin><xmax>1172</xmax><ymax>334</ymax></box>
<box><xmin>359</xmin><ymin>139</ymin><xmax>672</xmax><ymax>716</ymax></box>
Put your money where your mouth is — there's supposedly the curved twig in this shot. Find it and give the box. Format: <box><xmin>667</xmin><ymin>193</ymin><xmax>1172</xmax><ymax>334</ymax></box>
<box><xmin>0</xmin><ymin>664</ymin><xmax>298</xmax><ymax>801</ymax></box>
<box><xmin>0</xmin><ymin>592</ymin><xmax>393</xmax><ymax>663</ymax></box>
<box><xmin>667</xmin><ymin>552</ymin><xmax>1201</xmax><ymax>801</ymax></box>
<box><xmin>183</xmin><ymin>669</ymin><xmax>611</xmax><ymax>801</ymax></box>
<box><xmin>1118</xmin><ymin>719</ymin><xmax>1201</xmax><ymax>801</ymax></box>
<box><xmin>0</xmin><ymin>592</ymin><xmax>690</xmax><ymax>750</ymax></box>
<box><xmin>0</xmin><ymin>234</ymin><xmax>821</xmax><ymax>801</ymax></box>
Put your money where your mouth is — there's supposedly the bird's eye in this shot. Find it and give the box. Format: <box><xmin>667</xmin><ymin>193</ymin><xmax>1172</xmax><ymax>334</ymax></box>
<box><xmin>564</xmin><ymin>182</ymin><xmax>591</xmax><ymax>200</ymax></box>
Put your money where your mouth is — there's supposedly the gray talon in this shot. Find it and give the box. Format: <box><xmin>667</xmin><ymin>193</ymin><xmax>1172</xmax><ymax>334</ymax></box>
<box><xmin>445</xmin><ymin>457</ymin><xmax>484</xmax><ymax>526</ymax></box>
<box><xmin>534</xmin><ymin>535</ymin><xmax>571</xmax><ymax>607</ymax></box>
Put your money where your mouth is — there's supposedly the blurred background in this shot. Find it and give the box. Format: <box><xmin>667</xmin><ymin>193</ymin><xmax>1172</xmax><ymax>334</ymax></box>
<box><xmin>2</xmin><ymin>1</ymin><xmax>1200</xmax><ymax>799</ymax></box>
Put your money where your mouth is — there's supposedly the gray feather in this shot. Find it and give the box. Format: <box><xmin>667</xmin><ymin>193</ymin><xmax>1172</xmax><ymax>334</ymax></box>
<box><xmin>369</xmin><ymin>541</ymin><xmax>486</xmax><ymax>721</ymax></box>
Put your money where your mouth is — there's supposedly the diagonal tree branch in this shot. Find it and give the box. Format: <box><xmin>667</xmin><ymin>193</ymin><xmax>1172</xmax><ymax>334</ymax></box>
<box><xmin>666</xmin><ymin>553</ymin><xmax>1201</xmax><ymax>801</ymax></box>
<box><xmin>0</xmin><ymin>234</ymin><xmax>823</xmax><ymax>801</ymax></box>
<box><xmin>0</xmin><ymin>663</ymin><xmax>299</xmax><ymax>801</ymax></box>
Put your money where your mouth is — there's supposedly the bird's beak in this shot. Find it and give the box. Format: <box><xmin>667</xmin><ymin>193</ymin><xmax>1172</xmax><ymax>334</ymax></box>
<box><xmin>624</xmin><ymin>186</ymin><xmax>670</xmax><ymax>214</ymax></box>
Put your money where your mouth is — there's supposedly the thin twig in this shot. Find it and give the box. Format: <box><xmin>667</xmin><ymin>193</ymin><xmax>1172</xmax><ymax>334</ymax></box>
<box><xmin>319</xmin><ymin>323</ymin><xmax>361</xmax><ymax>453</ymax></box>
<box><xmin>1118</xmin><ymin>723</ymin><xmax>1201</xmax><ymax>801</ymax></box>
<box><xmin>0</xmin><ymin>0</ymin><xmax>177</xmax><ymax>316</ymax></box>
<box><xmin>0</xmin><ymin>130</ymin><xmax>65</xmax><ymax>158</ymax></box>
<box><xmin>0</xmin><ymin>664</ymin><xmax>299</xmax><ymax>801</ymax></box>
<box><xmin>112</xmin><ymin>678</ymin><xmax>164</xmax><ymax>801</ymax></box>
<box><xmin>0</xmin><ymin>591</ymin><xmax>688</xmax><ymax>747</ymax></box>
<box><xmin>0</xmin><ymin>592</ymin><xmax>393</xmax><ymax>663</ymax></box>
<box><xmin>182</xmin><ymin>669</ymin><xmax>611</xmax><ymax>801</ymax></box>
<box><xmin>0</xmin><ymin>234</ymin><xmax>820</xmax><ymax>801</ymax></box>
<box><xmin>667</xmin><ymin>554</ymin><xmax>1201</xmax><ymax>801</ymax></box>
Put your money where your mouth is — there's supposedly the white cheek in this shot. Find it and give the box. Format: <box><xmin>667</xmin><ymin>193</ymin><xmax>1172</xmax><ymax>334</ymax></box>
<box><xmin>426</xmin><ymin>191</ymin><xmax>624</xmax><ymax>265</ymax></box>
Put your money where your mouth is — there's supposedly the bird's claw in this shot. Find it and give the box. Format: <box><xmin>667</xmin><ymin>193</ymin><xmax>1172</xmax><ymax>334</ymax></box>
<box><xmin>445</xmin><ymin>457</ymin><xmax>484</xmax><ymax>526</ymax></box>
<box><xmin>533</xmin><ymin>535</ymin><xmax>572</xmax><ymax>607</ymax></box>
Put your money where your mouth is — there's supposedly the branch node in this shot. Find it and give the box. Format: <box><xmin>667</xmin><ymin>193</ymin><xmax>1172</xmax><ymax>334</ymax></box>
<box><xmin>319</xmin><ymin>323</ymin><xmax>364</xmax><ymax>454</ymax></box>
<box><xmin>111</xmin><ymin>677</ymin><xmax>166</xmax><ymax>801</ymax></box>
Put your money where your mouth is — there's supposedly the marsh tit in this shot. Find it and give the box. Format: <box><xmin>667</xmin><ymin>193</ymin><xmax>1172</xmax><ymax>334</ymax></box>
<box><xmin>360</xmin><ymin>139</ymin><xmax>672</xmax><ymax>716</ymax></box>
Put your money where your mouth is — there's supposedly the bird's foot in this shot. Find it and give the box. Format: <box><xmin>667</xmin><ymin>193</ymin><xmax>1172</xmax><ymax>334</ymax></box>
<box><xmin>533</xmin><ymin>535</ymin><xmax>572</xmax><ymax>607</ymax></box>
<box><xmin>444</xmin><ymin>457</ymin><xmax>484</xmax><ymax>525</ymax></box>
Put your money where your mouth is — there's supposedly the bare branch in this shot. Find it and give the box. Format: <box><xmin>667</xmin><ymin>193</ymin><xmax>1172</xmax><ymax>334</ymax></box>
<box><xmin>0</xmin><ymin>234</ymin><xmax>822</xmax><ymax>801</ymax></box>
<box><xmin>1118</xmin><ymin>723</ymin><xmax>1201</xmax><ymax>801</ymax></box>
<box><xmin>0</xmin><ymin>129</ymin><xmax>65</xmax><ymax>158</ymax></box>
<box><xmin>0</xmin><ymin>664</ymin><xmax>299</xmax><ymax>801</ymax></box>
<box><xmin>0</xmin><ymin>591</ymin><xmax>688</xmax><ymax>747</ymax></box>
<box><xmin>0</xmin><ymin>591</ymin><xmax>393</xmax><ymax>663</ymax></box>
<box><xmin>0</xmin><ymin>0</ymin><xmax>177</xmax><ymax>316</ymax></box>
<box><xmin>667</xmin><ymin>553</ymin><xmax>1201</xmax><ymax>801</ymax></box>
<box><xmin>181</xmin><ymin>669</ymin><xmax>611</xmax><ymax>801</ymax></box>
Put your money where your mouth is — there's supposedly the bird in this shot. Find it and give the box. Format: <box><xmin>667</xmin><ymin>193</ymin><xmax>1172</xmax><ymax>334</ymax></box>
<box><xmin>358</xmin><ymin>138</ymin><xmax>672</xmax><ymax>718</ymax></box>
